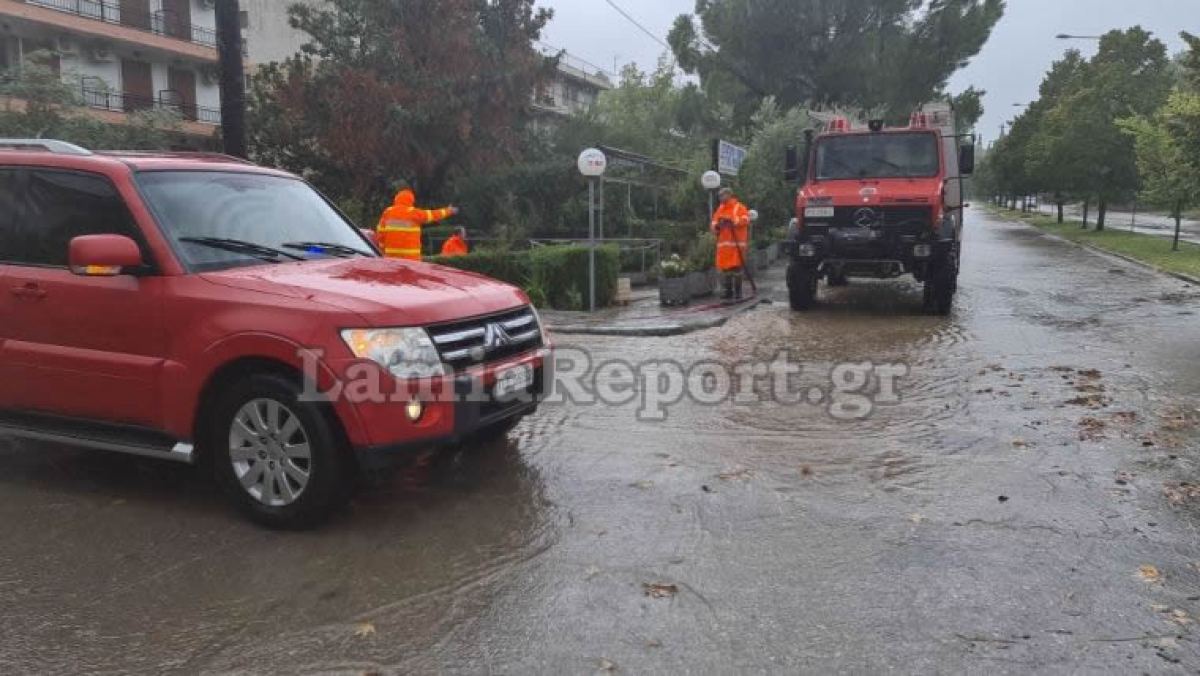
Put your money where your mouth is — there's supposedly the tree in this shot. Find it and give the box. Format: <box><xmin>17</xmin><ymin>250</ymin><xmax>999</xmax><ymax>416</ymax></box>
<box><xmin>1120</xmin><ymin>90</ymin><xmax>1200</xmax><ymax>250</ymax></box>
<box><xmin>668</xmin><ymin>0</ymin><xmax>1004</xmax><ymax>126</ymax></box>
<box><xmin>247</xmin><ymin>0</ymin><xmax>554</xmax><ymax>223</ymax></box>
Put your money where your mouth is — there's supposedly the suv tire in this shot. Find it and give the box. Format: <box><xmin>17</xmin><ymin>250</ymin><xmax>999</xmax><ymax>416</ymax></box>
<box><xmin>208</xmin><ymin>373</ymin><xmax>354</xmax><ymax>529</ymax></box>
<box><xmin>787</xmin><ymin>262</ymin><xmax>818</xmax><ymax>311</ymax></box>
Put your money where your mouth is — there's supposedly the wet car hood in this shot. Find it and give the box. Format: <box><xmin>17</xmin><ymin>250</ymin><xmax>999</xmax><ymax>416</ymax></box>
<box><xmin>803</xmin><ymin>177</ymin><xmax>942</xmax><ymax>206</ymax></box>
<box><xmin>201</xmin><ymin>257</ymin><xmax>529</xmax><ymax>326</ymax></box>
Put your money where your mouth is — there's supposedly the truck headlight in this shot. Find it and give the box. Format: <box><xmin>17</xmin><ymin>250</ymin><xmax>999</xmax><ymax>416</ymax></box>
<box><xmin>341</xmin><ymin>328</ymin><xmax>445</xmax><ymax>378</ymax></box>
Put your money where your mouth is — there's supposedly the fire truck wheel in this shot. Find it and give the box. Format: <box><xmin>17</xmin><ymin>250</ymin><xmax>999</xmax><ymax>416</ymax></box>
<box><xmin>788</xmin><ymin>263</ymin><xmax>818</xmax><ymax>311</ymax></box>
<box><xmin>922</xmin><ymin>256</ymin><xmax>957</xmax><ymax>316</ymax></box>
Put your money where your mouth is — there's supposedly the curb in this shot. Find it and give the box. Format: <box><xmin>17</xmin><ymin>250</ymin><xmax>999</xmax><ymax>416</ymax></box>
<box><xmin>990</xmin><ymin>208</ymin><xmax>1200</xmax><ymax>288</ymax></box>
<box><xmin>547</xmin><ymin>298</ymin><xmax>769</xmax><ymax>337</ymax></box>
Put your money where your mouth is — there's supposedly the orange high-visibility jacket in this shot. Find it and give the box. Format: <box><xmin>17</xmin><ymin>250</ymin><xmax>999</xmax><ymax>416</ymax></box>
<box><xmin>440</xmin><ymin>234</ymin><xmax>469</xmax><ymax>257</ymax></box>
<box><xmin>378</xmin><ymin>189</ymin><xmax>455</xmax><ymax>261</ymax></box>
<box><xmin>711</xmin><ymin>197</ymin><xmax>751</xmax><ymax>272</ymax></box>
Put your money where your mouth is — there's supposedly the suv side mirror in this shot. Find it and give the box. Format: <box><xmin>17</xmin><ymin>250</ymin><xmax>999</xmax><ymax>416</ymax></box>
<box><xmin>784</xmin><ymin>145</ymin><xmax>799</xmax><ymax>182</ymax></box>
<box><xmin>958</xmin><ymin>144</ymin><xmax>976</xmax><ymax>176</ymax></box>
<box><xmin>69</xmin><ymin>235</ymin><xmax>143</xmax><ymax>276</ymax></box>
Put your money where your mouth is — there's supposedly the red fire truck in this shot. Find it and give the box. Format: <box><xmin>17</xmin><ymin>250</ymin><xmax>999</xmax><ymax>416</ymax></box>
<box><xmin>783</xmin><ymin>103</ymin><xmax>975</xmax><ymax>314</ymax></box>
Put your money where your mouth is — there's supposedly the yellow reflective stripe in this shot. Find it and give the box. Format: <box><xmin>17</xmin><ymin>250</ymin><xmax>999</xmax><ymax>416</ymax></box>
<box><xmin>386</xmin><ymin>247</ymin><xmax>422</xmax><ymax>255</ymax></box>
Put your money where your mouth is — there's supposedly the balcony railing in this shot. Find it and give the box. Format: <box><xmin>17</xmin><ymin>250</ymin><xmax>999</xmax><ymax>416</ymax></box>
<box><xmin>82</xmin><ymin>84</ymin><xmax>221</xmax><ymax>125</ymax></box>
<box><xmin>27</xmin><ymin>0</ymin><xmax>217</xmax><ymax>48</ymax></box>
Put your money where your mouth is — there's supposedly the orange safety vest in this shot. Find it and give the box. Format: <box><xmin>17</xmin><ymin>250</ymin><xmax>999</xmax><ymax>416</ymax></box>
<box><xmin>711</xmin><ymin>197</ymin><xmax>751</xmax><ymax>272</ymax></box>
<box><xmin>440</xmin><ymin>234</ymin><xmax>469</xmax><ymax>257</ymax></box>
<box><xmin>377</xmin><ymin>189</ymin><xmax>455</xmax><ymax>261</ymax></box>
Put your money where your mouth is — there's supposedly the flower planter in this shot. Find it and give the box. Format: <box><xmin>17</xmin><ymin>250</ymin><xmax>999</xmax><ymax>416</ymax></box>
<box><xmin>686</xmin><ymin>270</ymin><xmax>711</xmax><ymax>298</ymax></box>
<box><xmin>659</xmin><ymin>277</ymin><xmax>690</xmax><ymax>306</ymax></box>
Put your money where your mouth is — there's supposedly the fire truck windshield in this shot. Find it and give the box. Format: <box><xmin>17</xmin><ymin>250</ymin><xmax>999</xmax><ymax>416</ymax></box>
<box><xmin>814</xmin><ymin>132</ymin><xmax>940</xmax><ymax>180</ymax></box>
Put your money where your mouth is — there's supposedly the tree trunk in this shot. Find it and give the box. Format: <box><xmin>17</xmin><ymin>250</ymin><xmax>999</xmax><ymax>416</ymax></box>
<box><xmin>1175</xmin><ymin>199</ymin><xmax>1184</xmax><ymax>252</ymax></box>
<box><xmin>1056</xmin><ymin>201</ymin><xmax>1064</xmax><ymax>223</ymax></box>
<box><xmin>1081</xmin><ymin>199</ymin><xmax>1090</xmax><ymax>229</ymax></box>
<box><xmin>1096</xmin><ymin>200</ymin><xmax>1106</xmax><ymax>231</ymax></box>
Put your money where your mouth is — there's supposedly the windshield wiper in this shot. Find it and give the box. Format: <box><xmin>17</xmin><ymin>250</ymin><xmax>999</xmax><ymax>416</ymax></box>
<box><xmin>179</xmin><ymin>237</ymin><xmax>305</xmax><ymax>262</ymax></box>
<box><xmin>281</xmin><ymin>241</ymin><xmax>372</xmax><ymax>258</ymax></box>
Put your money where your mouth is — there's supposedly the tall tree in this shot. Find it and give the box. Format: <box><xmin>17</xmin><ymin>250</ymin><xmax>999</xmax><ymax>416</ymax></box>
<box><xmin>1120</xmin><ymin>90</ymin><xmax>1200</xmax><ymax>251</ymax></box>
<box><xmin>668</xmin><ymin>0</ymin><xmax>1005</xmax><ymax>126</ymax></box>
<box><xmin>247</xmin><ymin>0</ymin><xmax>554</xmax><ymax>221</ymax></box>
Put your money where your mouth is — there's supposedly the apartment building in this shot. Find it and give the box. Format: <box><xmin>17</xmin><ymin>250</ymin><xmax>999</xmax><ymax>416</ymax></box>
<box><xmin>532</xmin><ymin>51</ymin><xmax>612</xmax><ymax>132</ymax></box>
<box><xmin>0</xmin><ymin>0</ymin><xmax>229</xmax><ymax>139</ymax></box>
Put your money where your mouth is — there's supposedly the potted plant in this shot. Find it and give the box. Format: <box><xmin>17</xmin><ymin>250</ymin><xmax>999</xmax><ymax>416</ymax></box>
<box><xmin>659</xmin><ymin>254</ymin><xmax>691</xmax><ymax>306</ymax></box>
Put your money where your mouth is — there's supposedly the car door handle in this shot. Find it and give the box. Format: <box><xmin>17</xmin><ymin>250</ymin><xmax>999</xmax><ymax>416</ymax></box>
<box><xmin>10</xmin><ymin>283</ymin><xmax>46</xmax><ymax>300</ymax></box>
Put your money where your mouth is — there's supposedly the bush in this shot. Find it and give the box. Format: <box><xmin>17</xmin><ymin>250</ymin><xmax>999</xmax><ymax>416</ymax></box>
<box><xmin>429</xmin><ymin>244</ymin><xmax>619</xmax><ymax>310</ymax></box>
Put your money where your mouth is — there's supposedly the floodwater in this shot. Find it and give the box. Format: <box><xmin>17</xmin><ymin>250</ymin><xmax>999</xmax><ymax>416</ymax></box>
<box><xmin>1</xmin><ymin>208</ymin><xmax>1199</xmax><ymax>673</ymax></box>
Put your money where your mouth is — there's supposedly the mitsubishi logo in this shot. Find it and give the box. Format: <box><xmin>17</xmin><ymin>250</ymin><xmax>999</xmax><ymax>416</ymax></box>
<box><xmin>853</xmin><ymin>208</ymin><xmax>880</xmax><ymax>228</ymax></box>
<box><xmin>483</xmin><ymin>322</ymin><xmax>513</xmax><ymax>351</ymax></box>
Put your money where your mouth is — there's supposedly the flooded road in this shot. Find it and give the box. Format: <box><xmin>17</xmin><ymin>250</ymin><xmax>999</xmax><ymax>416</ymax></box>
<box><xmin>2</xmin><ymin>207</ymin><xmax>1199</xmax><ymax>673</ymax></box>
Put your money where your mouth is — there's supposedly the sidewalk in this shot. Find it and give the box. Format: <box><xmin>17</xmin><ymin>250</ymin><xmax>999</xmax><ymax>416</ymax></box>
<box><xmin>541</xmin><ymin>264</ymin><xmax>783</xmax><ymax>336</ymax></box>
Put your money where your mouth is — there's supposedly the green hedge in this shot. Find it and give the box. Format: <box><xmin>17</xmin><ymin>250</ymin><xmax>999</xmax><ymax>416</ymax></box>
<box><xmin>428</xmin><ymin>244</ymin><xmax>619</xmax><ymax>311</ymax></box>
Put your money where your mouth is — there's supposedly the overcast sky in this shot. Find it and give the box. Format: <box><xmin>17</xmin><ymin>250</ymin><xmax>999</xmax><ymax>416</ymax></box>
<box><xmin>538</xmin><ymin>0</ymin><xmax>1199</xmax><ymax>144</ymax></box>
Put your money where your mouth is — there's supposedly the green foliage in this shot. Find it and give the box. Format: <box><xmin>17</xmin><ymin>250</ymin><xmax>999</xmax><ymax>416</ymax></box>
<box><xmin>1119</xmin><ymin>90</ymin><xmax>1200</xmax><ymax>218</ymax></box>
<box><xmin>739</xmin><ymin>101</ymin><xmax>816</xmax><ymax>227</ymax></box>
<box><xmin>980</xmin><ymin>27</ymin><xmax>1175</xmax><ymax>226</ymax></box>
<box><xmin>247</xmin><ymin>0</ymin><xmax>555</xmax><ymax>217</ymax></box>
<box><xmin>668</xmin><ymin>0</ymin><xmax>1004</xmax><ymax>126</ymax></box>
<box><xmin>0</xmin><ymin>56</ymin><xmax>185</xmax><ymax>149</ymax></box>
<box><xmin>429</xmin><ymin>244</ymin><xmax>620</xmax><ymax>310</ymax></box>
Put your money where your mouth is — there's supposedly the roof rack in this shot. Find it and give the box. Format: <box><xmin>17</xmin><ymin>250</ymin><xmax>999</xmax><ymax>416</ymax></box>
<box><xmin>97</xmin><ymin>150</ymin><xmax>254</xmax><ymax>165</ymax></box>
<box><xmin>0</xmin><ymin>139</ymin><xmax>92</xmax><ymax>156</ymax></box>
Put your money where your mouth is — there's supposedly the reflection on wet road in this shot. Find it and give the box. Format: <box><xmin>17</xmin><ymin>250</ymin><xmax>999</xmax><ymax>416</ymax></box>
<box><xmin>1</xmin><ymin>208</ymin><xmax>1199</xmax><ymax>672</ymax></box>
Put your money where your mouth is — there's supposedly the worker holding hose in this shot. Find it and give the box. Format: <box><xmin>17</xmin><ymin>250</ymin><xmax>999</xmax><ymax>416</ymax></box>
<box><xmin>711</xmin><ymin>187</ymin><xmax>751</xmax><ymax>300</ymax></box>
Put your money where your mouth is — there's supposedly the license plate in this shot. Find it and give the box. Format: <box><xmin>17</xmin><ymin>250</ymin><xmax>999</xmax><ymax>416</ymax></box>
<box><xmin>804</xmin><ymin>206</ymin><xmax>835</xmax><ymax>219</ymax></box>
<box><xmin>493</xmin><ymin>365</ymin><xmax>534</xmax><ymax>399</ymax></box>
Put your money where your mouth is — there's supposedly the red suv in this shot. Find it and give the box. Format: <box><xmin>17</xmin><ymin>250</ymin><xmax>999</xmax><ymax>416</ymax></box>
<box><xmin>0</xmin><ymin>140</ymin><xmax>550</xmax><ymax>528</ymax></box>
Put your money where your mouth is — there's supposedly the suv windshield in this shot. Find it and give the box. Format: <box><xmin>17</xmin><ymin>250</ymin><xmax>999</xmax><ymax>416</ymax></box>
<box><xmin>814</xmin><ymin>132</ymin><xmax>940</xmax><ymax>180</ymax></box>
<box><xmin>137</xmin><ymin>171</ymin><xmax>374</xmax><ymax>271</ymax></box>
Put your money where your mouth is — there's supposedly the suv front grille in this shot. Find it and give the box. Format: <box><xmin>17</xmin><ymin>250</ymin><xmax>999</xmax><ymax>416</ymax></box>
<box><xmin>427</xmin><ymin>306</ymin><xmax>543</xmax><ymax>370</ymax></box>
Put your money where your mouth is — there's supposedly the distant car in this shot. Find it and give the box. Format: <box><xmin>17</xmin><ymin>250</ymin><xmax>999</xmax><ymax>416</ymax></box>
<box><xmin>0</xmin><ymin>140</ymin><xmax>550</xmax><ymax>528</ymax></box>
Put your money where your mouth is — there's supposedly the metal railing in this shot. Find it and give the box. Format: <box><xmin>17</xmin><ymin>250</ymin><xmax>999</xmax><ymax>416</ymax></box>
<box><xmin>81</xmin><ymin>83</ymin><xmax>221</xmax><ymax>125</ymax></box>
<box><xmin>27</xmin><ymin>0</ymin><xmax>217</xmax><ymax>48</ymax></box>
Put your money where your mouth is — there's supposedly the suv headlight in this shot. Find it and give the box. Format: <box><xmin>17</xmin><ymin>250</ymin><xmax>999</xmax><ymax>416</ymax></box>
<box><xmin>341</xmin><ymin>328</ymin><xmax>445</xmax><ymax>378</ymax></box>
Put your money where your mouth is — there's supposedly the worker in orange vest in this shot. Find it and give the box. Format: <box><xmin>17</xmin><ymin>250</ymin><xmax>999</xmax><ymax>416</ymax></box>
<box><xmin>377</xmin><ymin>188</ymin><xmax>458</xmax><ymax>261</ymax></box>
<box><xmin>711</xmin><ymin>187</ymin><xmax>751</xmax><ymax>299</ymax></box>
<box><xmin>440</xmin><ymin>227</ymin><xmax>470</xmax><ymax>257</ymax></box>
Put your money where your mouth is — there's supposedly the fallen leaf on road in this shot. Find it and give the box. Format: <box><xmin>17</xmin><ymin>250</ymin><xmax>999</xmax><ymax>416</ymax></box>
<box><xmin>1068</xmin><ymin>393</ymin><xmax>1110</xmax><ymax>409</ymax></box>
<box><xmin>1171</xmin><ymin>609</ymin><xmax>1193</xmax><ymax>626</ymax></box>
<box><xmin>1078</xmin><ymin>417</ymin><xmax>1107</xmax><ymax>441</ymax></box>
<box><xmin>643</xmin><ymin>582</ymin><xmax>679</xmax><ymax>599</ymax></box>
<box><xmin>645</xmin><ymin>639</ymin><xmax>663</xmax><ymax>648</ymax></box>
<box><xmin>1163</xmin><ymin>482</ymin><xmax>1200</xmax><ymax>506</ymax></box>
<box><xmin>597</xmin><ymin>658</ymin><xmax>618</xmax><ymax>672</ymax></box>
<box><xmin>1137</xmin><ymin>565</ymin><xmax>1162</xmax><ymax>583</ymax></box>
<box><xmin>1115</xmin><ymin>471</ymin><xmax>1134</xmax><ymax>486</ymax></box>
<box><xmin>585</xmin><ymin>565</ymin><xmax>601</xmax><ymax>580</ymax></box>
<box><xmin>630</xmin><ymin>480</ymin><xmax>654</xmax><ymax>490</ymax></box>
<box><xmin>718</xmin><ymin>467</ymin><xmax>752</xmax><ymax>481</ymax></box>
<box><xmin>1077</xmin><ymin>368</ymin><xmax>1103</xmax><ymax>379</ymax></box>
<box><xmin>353</xmin><ymin>622</ymin><xmax>376</xmax><ymax>638</ymax></box>
<box><xmin>908</xmin><ymin>513</ymin><xmax>926</xmax><ymax>524</ymax></box>
<box><xmin>1111</xmin><ymin>411</ymin><xmax>1138</xmax><ymax>425</ymax></box>
<box><xmin>799</xmin><ymin>465</ymin><xmax>813</xmax><ymax>477</ymax></box>
<box><xmin>1012</xmin><ymin>438</ymin><xmax>1028</xmax><ymax>449</ymax></box>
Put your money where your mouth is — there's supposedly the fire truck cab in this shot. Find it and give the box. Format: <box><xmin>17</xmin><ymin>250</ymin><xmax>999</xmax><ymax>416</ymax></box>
<box><xmin>782</xmin><ymin>103</ymin><xmax>975</xmax><ymax>314</ymax></box>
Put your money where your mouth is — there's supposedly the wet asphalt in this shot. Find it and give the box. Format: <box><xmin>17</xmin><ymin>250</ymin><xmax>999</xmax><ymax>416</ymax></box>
<box><xmin>2</xmin><ymin>207</ymin><xmax>1199</xmax><ymax>673</ymax></box>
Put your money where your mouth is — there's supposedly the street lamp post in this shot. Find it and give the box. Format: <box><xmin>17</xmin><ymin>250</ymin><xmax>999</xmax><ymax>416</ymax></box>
<box><xmin>701</xmin><ymin>170</ymin><xmax>722</xmax><ymax>219</ymax></box>
<box><xmin>578</xmin><ymin>148</ymin><xmax>608</xmax><ymax>312</ymax></box>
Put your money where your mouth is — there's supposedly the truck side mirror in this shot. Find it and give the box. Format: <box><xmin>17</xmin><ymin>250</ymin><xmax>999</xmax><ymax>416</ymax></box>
<box><xmin>958</xmin><ymin>144</ymin><xmax>976</xmax><ymax>176</ymax></box>
<box><xmin>784</xmin><ymin>145</ymin><xmax>799</xmax><ymax>182</ymax></box>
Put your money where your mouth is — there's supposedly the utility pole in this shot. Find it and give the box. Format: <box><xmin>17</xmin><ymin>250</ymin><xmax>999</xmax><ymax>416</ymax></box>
<box><xmin>215</xmin><ymin>0</ymin><xmax>247</xmax><ymax>158</ymax></box>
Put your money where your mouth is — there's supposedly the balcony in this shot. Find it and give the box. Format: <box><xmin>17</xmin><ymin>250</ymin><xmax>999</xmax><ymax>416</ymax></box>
<box><xmin>82</xmin><ymin>82</ymin><xmax>220</xmax><ymax>125</ymax></box>
<box><xmin>26</xmin><ymin>0</ymin><xmax>216</xmax><ymax>48</ymax></box>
